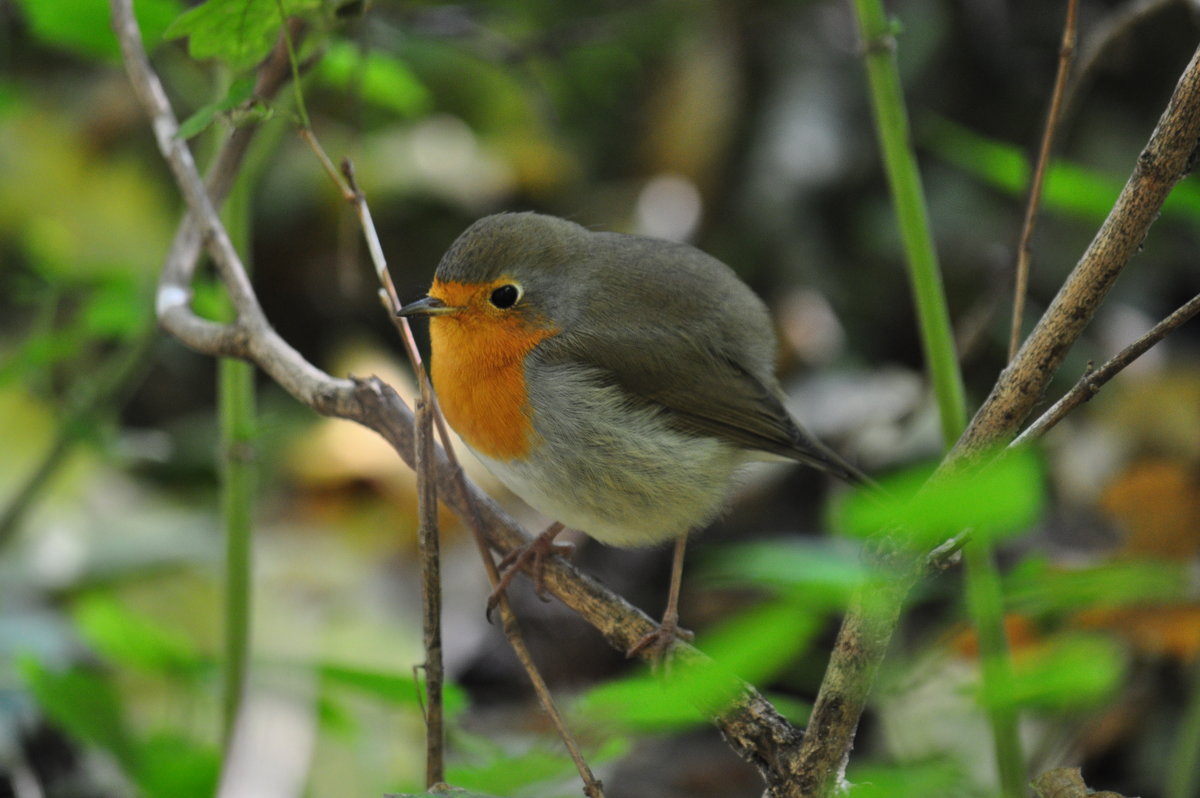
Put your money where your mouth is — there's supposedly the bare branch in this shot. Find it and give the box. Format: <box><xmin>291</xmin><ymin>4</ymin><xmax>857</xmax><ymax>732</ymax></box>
<box><xmin>112</xmin><ymin>0</ymin><xmax>259</xmax><ymax>322</ymax></box>
<box><xmin>333</xmin><ymin>162</ymin><xmax>605</xmax><ymax>796</ymax></box>
<box><xmin>1010</xmin><ymin>0</ymin><xmax>1079</xmax><ymax>361</ymax></box>
<box><xmin>794</xmin><ymin>42</ymin><xmax>1200</xmax><ymax>798</ymax></box>
<box><xmin>792</xmin><ymin>556</ymin><xmax>921</xmax><ymax>796</ymax></box>
<box><xmin>414</xmin><ymin>394</ymin><xmax>444</xmax><ymax>787</ymax></box>
<box><xmin>952</xmin><ymin>43</ymin><xmax>1200</xmax><ymax>462</ymax></box>
<box><xmin>1014</xmin><ymin>288</ymin><xmax>1200</xmax><ymax>445</ymax></box>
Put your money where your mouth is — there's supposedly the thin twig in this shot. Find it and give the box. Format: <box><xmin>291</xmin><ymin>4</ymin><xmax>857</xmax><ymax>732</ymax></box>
<box><xmin>331</xmin><ymin>147</ymin><xmax>605</xmax><ymax>797</ymax></box>
<box><xmin>952</xmin><ymin>43</ymin><xmax>1200</xmax><ymax>462</ymax></box>
<box><xmin>1009</xmin><ymin>0</ymin><xmax>1079</xmax><ymax>361</ymax></box>
<box><xmin>414</xmin><ymin>392</ymin><xmax>444</xmax><ymax>787</ymax></box>
<box><xmin>1063</xmin><ymin>0</ymin><xmax>1177</xmax><ymax>127</ymax></box>
<box><xmin>1013</xmin><ymin>288</ymin><xmax>1200</xmax><ymax>445</ymax></box>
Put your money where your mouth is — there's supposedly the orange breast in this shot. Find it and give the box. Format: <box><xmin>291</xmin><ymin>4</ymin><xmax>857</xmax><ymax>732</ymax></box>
<box><xmin>428</xmin><ymin>281</ymin><xmax>556</xmax><ymax>461</ymax></box>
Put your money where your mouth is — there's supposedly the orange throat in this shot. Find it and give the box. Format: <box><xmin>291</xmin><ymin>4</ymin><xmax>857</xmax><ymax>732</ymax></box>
<box><xmin>428</xmin><ymin>283</ymin><xmax>556</xmax><ymax>461</ymax></box>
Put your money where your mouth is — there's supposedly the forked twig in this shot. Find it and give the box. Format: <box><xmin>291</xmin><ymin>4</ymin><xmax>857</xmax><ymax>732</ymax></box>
<box><xmin>953</xmin><ymin>43</ymin><xmax>1200</xmax><ymax>460</ymax></box>
<box><xmin>1009</xmin><ymin>0</ymin><xmax>1079</xmax><ymax>361</ymax></box>
<box><xmin>1014</xmin><ymin>288</ymin><xmax>1200</xmax><ymax>445</ymax></box>
<box><xmin>314</xmin><ymin>136</ymin><xmax>607</xmax><ymax>797</ymax></box>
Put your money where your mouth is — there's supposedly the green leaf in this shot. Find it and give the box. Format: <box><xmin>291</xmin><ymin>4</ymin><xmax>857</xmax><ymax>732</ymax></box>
<box><xmin>702</xmin><ymin>599</ymin><xmax>823</xmax><ymax>684</ymax></box>
<box><xmin>316</xmin><ymin>41</ymin><xmax>431</xmax><ymax>117</ymax></box>
<box><xmin>576</xmin><ymin>669</ymin><xmax>708</xmax><ymax>732</ymax></box>
<box><xmin>165</xmin><ymin>0</ymin><xmax>320</xmax><ymax>71</ymax></box>
<box><xmin>17</xmin><ymin>656</ymin><xmax>135</xmax><ymax>767</ymax></box>
<box><xmin>847</xmin><ymin>758</ymin><xmax>967</xmax><ymax>798</ymax></box>
<box><xmin>0</xmin><ymin>327</ymin><xmax>82</xmax><ymax>384</ymax></box>
<box><xmin>0</xmin><ymin>80</ymin><xmax>20</xmax><ymax>117</ymax></box>
<box><xmin>447</xmin><ymin>739</ymin><xmax>610</xmax><ymax>796</ymax></box>
<box><xmin>177</xmin><ymin>76</ymin><xmax>259</xmax><ymax>140</ymax></box>
<box><xmin>979</xmin><ymin>634</ymin><xmax>1125</xmax><ymax>711</ymax></box>
<box><xmin>1006</xmin><ymin>557</ymin><xmax>1189</xmax><ymax>618</ymax></box>
<box><xmin>72</xmin><ymin>593</ymin><xmax>206</xmax><ymax>676</ymax></box>
<box><xmin>924</xmin><ymin>115</ymin><xmax>1200</xmax><ymax>225</ymax></box>
<box><xmin>702</xmin><ymin>539</ymin><xmax>870</xmax><ymax>607</ymax></box>
<box><xmin>131</xmin><ymin>732</ymin><xmax>221</xmax><ymax>798</ymax></box>
<box><xmin>579</xmin><ymin>594</ymin><xmax>827</xmax><ymax>734</ymax></box>
<box><xmin>832</xmin><ymin>449</ymin><xmax>1045</xmax><ymax>550</ymax></box>
<box><xmin>14</xmin><ymin>0</ymin><xmax>183</xmax><ymax>60</ymax></box>
<box><xmin>78</xmin><ymin>276</ymin><xmax>150</xmax><ymax>340</ymax></box>
<box><xmin>317</xmin><ymin>661</ymin><xmax>467</xmax><ymax>717</ymax></box>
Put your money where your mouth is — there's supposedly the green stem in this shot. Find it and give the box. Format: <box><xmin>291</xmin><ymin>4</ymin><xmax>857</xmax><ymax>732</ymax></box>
<box><xmin>1166</xmin><ymin>655</ymin><xmax>1200</xmax><ymax>798</ymax></box>
<box><xmin>0</xmin><ymin>321</ymin><xmax>156</xmax><ymax>548</ymax></box>
<box><xmin>850</xmin><ymin>6</ymin><xmax>1024</xmax><ymax>795</ymax></box>
<box><xmin>218</xmin><ymin>169</ymin><xmax>257</xmax><ymax>749</ymax></box>
<box><xmin>850</xmin><ymin>0</ymin><xmax>967</xmax><ymax>445</ymax></box>
<box><xmin>963</xmin><ymin>537</ymin><xmax>1025</xmax><ymax>798</ymax></box>
<box><xmin>275</xmin><ymin>1</ymin><xmax>311</xmax><ymax>129</ymax></box>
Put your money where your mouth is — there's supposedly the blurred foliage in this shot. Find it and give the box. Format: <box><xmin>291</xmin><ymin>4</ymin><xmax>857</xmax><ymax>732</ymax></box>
<box><xmin>832</xmin><ymin>448</ymin><xmax>1045</xmax><ymax>549</ymax></box>
<box><xmin>2</xmin><ymin>1</ymin><xmax>1200</xmax><ymax>797</ymax></box>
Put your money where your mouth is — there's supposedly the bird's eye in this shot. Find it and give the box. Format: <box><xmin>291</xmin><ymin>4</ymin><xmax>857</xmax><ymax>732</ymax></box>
<box><xmin>489</xmin><ymin>283</ymin><xmax>521</xmax><ymax>309</ymax></box>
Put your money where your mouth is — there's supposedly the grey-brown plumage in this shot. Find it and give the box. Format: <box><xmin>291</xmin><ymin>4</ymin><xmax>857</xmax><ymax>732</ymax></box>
<box><xmin>435</xmin><ymin>212</ymin><xmax>869</xmax><ymax>491</ymax></box>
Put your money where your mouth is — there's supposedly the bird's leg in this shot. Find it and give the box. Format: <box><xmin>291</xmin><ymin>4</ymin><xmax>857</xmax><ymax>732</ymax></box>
<box><xmin>627</xmin><ymin>534</ymin><xmax>695</xmax><ymax>663</ymax></box>
<box><xmin>486</xmin><ymin>521</ymin><xmax>573</xmax><ymax>616</ymax></box>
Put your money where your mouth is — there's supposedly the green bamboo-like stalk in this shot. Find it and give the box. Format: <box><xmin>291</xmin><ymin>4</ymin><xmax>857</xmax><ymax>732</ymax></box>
<box><xmin>963</xmin><ymin>537</ymin><xmax>1024</xmax><ymax>798</ymax></box>
<box><xmin>218</xmin><ymin>173</ymin><xmax>257</xmax><ymax>750</ymax></box>
<box><xmin>850</xmin><ymin>3</ymin><xmax>1024</xmax><ymax>796</ymax></box>
<box><xmin>850</xmin><ymin>0</ymin><xmax>967</xmax><ymax>444</ymax></box>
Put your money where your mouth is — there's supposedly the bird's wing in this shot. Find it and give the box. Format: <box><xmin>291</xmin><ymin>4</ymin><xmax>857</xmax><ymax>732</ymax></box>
<box><xmin>534</xmin><ymin>327</ymin><xmax>868</xmax><ymax>485</ymax></box>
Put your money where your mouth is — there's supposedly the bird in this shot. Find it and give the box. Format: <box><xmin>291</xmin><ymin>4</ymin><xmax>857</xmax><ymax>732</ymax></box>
<box><xmin>398</xmin><ymin>211</ymin><xmax>870</xmax><ymax>659</ymax></box>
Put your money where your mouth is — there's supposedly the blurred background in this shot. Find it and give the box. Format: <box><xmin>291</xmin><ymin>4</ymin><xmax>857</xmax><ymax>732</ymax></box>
<box><xmin>2</xmin><ymin>0</ymin><xmax>1200</xmax><ymax>796</ymax></box>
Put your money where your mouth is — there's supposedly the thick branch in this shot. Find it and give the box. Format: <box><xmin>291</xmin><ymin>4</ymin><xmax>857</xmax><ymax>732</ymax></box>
<box><xmin>1014</xmin><ymin>287</ymin><xmax>1200</xmax><ymax>445</ymax></box>
<box><xmin>791</xmin><ymin>42</ymin><xmax>1200</xmax><ymax>798</ymax></box>
<box><xmin>953</xmin><ymin>43</ymin><xmax>1200</xmax><ymax>461</ymax></box>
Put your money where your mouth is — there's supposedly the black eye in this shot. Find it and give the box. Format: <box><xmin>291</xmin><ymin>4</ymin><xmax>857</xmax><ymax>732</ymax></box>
<box><xmin>489</xmin><ymin>284</ymin><xmax>521</xmax><ymax>309</ymax></box>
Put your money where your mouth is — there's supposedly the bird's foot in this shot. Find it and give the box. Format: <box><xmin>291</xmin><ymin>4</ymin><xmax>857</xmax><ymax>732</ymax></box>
<box><xmin>626</xmin><ymin>611</ymin><xmax>695</xmax><ymax>667</ymax></box>
<box><xmin>486</xmin><ymin>523</ymin><xmax>573</xmax><ymax>618</ymax></box>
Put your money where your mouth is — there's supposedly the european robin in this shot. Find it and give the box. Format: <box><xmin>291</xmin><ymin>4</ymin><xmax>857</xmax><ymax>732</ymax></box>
<box><xmin>398</xmin><ymin>212</ymin><xmax>869</xmax><ymax>658</ymax></box>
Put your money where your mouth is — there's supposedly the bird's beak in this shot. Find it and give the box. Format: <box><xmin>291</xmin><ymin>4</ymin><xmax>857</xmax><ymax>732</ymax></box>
<box><xmin>396</xmin><ymin>295</ymin><xmax>458</xmax><ymax>317</ymax></box>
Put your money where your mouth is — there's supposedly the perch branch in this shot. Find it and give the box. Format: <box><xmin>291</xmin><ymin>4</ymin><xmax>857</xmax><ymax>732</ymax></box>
<box><xmin>1013</xmin><ymin>287</ymin><xmax>1200</xmax><ymax>445</ymax></box>
<box><xmin>110</xmin><ymin>1</ymin><xmax>725</xmax><ymax>794</ymax></box>
<box><xmin>951</xmin><ymin>43</ymin><xmax>1200</xmax><ymax>462</ymax></box>
<box><xmin>331</xmin><ymin>150</ymin><xmax>605</xmax><ymax>796</ymax></box>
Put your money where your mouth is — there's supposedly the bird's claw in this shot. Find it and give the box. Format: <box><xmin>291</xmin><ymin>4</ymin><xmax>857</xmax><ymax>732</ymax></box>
<box><xmin>485</xmin><ymin>530</ymin><xmax>574</xmax><ymax>620</ymax></box>
<box><xmin>626</xmin><ymin>614</ymin><xmax>694</xmax><ymax>667</ymax></box>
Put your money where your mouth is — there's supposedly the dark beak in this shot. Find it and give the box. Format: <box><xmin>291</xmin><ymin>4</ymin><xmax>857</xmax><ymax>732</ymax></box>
<box><xmin>396</xmin><ymin>295</ymin><xmax>458</xmax><ymax>317</ymax></box>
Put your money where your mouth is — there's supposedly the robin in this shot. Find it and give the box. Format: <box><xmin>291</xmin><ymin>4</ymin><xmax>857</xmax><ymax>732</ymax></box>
<box><xmin>398</xmin><ymin>212</ymin><xmax>869</xmax><ymax>658</ymax></box>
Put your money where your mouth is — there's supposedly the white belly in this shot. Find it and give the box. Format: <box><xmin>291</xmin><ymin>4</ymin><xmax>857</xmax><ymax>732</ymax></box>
<box><xmin>471</xmin><ymin>364</ymin><xmax>747</xmax><ymax>547</ymax></box>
